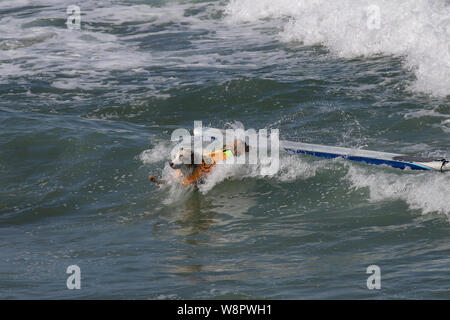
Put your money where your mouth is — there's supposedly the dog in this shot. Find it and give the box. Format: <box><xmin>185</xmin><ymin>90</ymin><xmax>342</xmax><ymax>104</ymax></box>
<box><xmin>149</xmin><ymin>139</ymin><xmax>249</xmax><ymax>186</ymax></box>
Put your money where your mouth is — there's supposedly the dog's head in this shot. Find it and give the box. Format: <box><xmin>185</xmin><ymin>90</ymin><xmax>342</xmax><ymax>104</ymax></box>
<box><xmin>169</xmin><ymin>147</ymin><xmax>194</xmax><ymax>169</ymax></box>
<box><xmin>169</xmin><ymin>147</ymin><xmax>204</xmax><ymax>171</ymax></box>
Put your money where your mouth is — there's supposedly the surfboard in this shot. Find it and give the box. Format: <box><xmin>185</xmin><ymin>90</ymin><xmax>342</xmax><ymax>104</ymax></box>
<box><xmin>195</xmin><ymin>127</ymin><xmax>449</xmax><ymax>172</ymax></box>
<box><xmin>281</xmin><ymin>140</ymin><xmax>449</xmax><ymax>172</ymax></box>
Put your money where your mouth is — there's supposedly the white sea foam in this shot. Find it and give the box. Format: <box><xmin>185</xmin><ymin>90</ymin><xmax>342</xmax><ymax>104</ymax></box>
<box><xmin>195</xmin><ymin>143</ymin><xmax>320</xmax><ymax>193</ymax></box>
<box><xmin>139</xmin><ymin>141</ymin><xmax>173</xmax><ymax>164</ymax></box>
<box><xmin>225</xmin><ymin>0</ymin><xmax>450</xmax><ymax>97</ymax></box>
<box><xmin>0</xmin><ymin>0</ymin><xmax>288</xmax><ymax>93</ymax></box>
<box><xmin>2</xmin><ymin>0</ymin><xmax>449</xmax><ymax>96</ymax></box>
<box><xmin>442</xmin><ymin>119</ymin><xmax>450</xmax><ymax>133</ymax></box>
<box><xmin>0</xmin><ymin>1</ymin><xmax>188</xmax><ymax>92</ymax></box>
<box><xmin>346</xmin><ymin>166</ymin><xmax>450</xmax><ymax>217</ymax></box>
<box><xmin>404</xmin><ymin>109</ymin><xmax>450</xmax><ymax>120</ymax></box>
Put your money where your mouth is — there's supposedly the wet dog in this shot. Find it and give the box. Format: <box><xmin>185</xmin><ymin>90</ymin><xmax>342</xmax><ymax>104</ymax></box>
<box><xmin>149</xmin><ymin>139</ymin><xmax>249</xmax><ymax>186</ymax></box>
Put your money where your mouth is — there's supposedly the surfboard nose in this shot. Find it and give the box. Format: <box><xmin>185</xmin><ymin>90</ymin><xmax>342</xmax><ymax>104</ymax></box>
<box><xmin>413</xmin><ymin>159</ymin><xmax>450</xmax><ymax>172</ymax></box>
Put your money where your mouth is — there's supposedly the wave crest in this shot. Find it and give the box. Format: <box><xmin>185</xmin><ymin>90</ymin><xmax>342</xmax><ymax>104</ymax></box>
<box><xmin>226</xmin><ymin>0</ymin><xmax>450</xmax><ymax>97</ymax></box>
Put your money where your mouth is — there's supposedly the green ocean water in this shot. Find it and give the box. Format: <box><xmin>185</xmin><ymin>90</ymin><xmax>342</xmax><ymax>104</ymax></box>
<box><xmin>1</xmin><ymin>0</ymin><xmax>449</xmax><ymax>299</ymax></box>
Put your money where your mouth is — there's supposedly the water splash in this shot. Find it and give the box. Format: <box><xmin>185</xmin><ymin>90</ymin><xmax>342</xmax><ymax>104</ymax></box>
<box><xmin>346</xmin><ymin>165</ymin><xmax>450</xmax><ymax>217</ymax></box>
<box><xmin>226</xmin><ymin>0</ymin><xmax>450</xmax><ymax>97</ymax></box>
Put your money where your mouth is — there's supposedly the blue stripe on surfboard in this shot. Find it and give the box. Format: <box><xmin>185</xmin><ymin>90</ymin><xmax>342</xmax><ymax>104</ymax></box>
<box><xmin>283</xmin><ymin>147</ymin><xmax>433</xmax><ymax>171</ymax></box>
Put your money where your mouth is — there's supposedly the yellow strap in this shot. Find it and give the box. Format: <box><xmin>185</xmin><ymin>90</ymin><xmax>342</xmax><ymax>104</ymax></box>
<box><xmin>203</xmin><ymin>149</ymin><xmax>234</xmax><ymax>163</ymax></box>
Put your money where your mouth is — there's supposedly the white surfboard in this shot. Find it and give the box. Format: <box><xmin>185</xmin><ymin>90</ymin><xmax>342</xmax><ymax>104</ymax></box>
<box><xmin>195</xmin><ymin>127</ymin><xmax>449</xmax><ymax>172</ymax></box>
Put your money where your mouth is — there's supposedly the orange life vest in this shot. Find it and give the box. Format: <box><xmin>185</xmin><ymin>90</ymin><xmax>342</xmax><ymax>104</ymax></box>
<box><xmin>181</xmin><ymin>149</ymin><xmax>233</xmax><ymax>185</ymax></box>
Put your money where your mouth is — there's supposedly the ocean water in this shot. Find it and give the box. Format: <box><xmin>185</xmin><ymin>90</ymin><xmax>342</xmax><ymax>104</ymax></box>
<box><xmin>1</xmin><ymin>0</ymin><xmax>449</xmax><ymax>299</ymax></box>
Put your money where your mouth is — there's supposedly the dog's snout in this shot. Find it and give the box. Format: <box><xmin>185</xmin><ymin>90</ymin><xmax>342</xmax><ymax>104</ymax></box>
<box><xmin>169</xmin><ymin>161</ymin><xmax>174</xmax><ymax>168</ymax></box>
